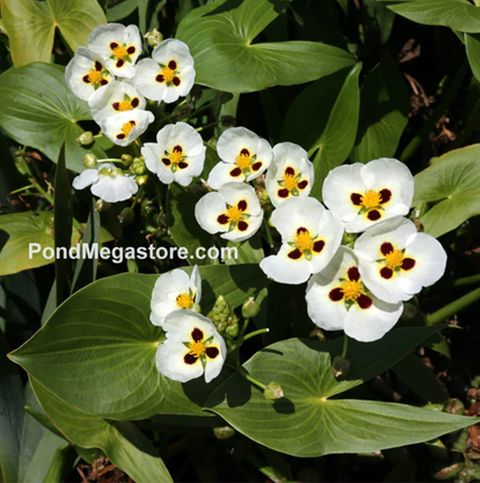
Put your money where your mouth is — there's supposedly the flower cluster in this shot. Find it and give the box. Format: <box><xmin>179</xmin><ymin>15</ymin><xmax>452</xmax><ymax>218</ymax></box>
<box><xmin>150</xmin><ymin>267</ymin><xmax>227</xmax><ymax>383</ymax></box>
<box><xmin>194</xmin><ymin>151</ymin><xmax>447</xmax><ymax>343</ymax></box>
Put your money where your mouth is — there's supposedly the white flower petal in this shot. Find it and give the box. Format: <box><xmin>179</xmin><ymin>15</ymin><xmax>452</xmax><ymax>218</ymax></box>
<box><xmin>190</xmin><ymin>265</ymin><xmax>202</xmax><ymax>309</ymax></box>
<box><xmin>220</xmin><ymin>212</ymin><xmax>262</xmax><ymax>242</ymax></box>
<box><xmin>134</xmin><ymin>58</ymin><xmax>167</xmax><ymax>101</ymax></box>
<box><xmin>142</xmin><ymin>143</ymin><xmax>175</xmax><ymax>185</ymax></box>
<box><xmin>218</xmin><ymin>183</ymin><xmax>262</xmax><ymax>217</ymax></box>
<box><xmin>65</xmin><ymin>47</ymin><xmax>113</xmax><ymax>101</ymax></box>
<box><xmin>156</xmin><ymin>340</ymin><xmax>204</xmax><ymax>383</ymax></box>
<box><xmin>91</xmin><ymin>173</ymin><xmax>138</xmax><ymax>203</ymax></box>
<box><xmin>204</xmin><ymin>334</ymin><xmax>227</xmax><ymax>383</ymax></box>
<box><xmin>72</xmin><ymin>169</ymin><xmax>99</xmax><ymax>190</ymax></box>
<box><xmin>207</xmin><ymin>162</ymin><xmax>243</xmax><ymax>190</ymax></box>
<box><xmin>260</xmin><ymin>245</ymin><xmax>312</xmax><ymax>285</ymax></box>
<box><xmin>101</xmin><ymin>109</ymin><xmax>155</xmax><ymax>147</ymax></box>
<box><xmin>163</xmin><ymin>310</ymin><xmax>216</xmax><ymax>342</ymax></box>
<box><xmin>152</xmin><ymin>39</ymin><xmax>194</xmax><ymax>68</ymax></box>
<box><xmin>195</xmin><ymin>192</ymin><xmax>228</xmax><ymax>234</ymax></box>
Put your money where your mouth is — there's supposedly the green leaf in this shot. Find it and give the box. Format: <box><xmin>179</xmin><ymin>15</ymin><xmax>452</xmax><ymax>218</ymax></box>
<box><xmin>9</xmin><ymin>266</ymin><xmax>268</xmax><ymax>420</ymax></box>
<box><xmin>206</xmin><ymin>333</ymin><xmax>478</xmax><ymax>457</ymax></box>
<box><xmin>166</xmin><ymin>183</ymin><xmax>217</xmax><ymax>266</ymax></box>
<box><xmin>0</xmin><ymin>331</ymin><xmax>23</xmax><ymax>483</ymax></box>
<box><xmin>413</xmin><ymin>144</ymin><xmax>480</xmax><ymax>238</ymax></box>
<box><xmin>1</xmin><ymin>0</ymin><xmax>106</xmax><ymax>67</ymax></box>
<box><xmin>176</xmin><ymin>0</ymin><xmax>358</xmax><ymax>93</ymax></box>
<box><xmin>281</xmin><ymin>63</ymin><xmax>362</xmax><ymax>200</ymax></box>
<box><xmin>466</xmin><ymin>33</ymin><xmax>480</xmax><ymax>84</ymax></box>
<box><xmin>0</xmin><ymin>63</ymin><xmax>105</xmax><ymax>172</ymax></box>
<box><xmin>225</xmin><ymin>237</ymin><xmax>265</xmax><ymax>265</ymax></box>
<box><xmin>30</xmin><ymin>379</ymin><xmax>173</xmax><ymax>483</ymax></box>
<box><xmin>350</xmin><ymin>54</ymin><xmax>409</xmax><ymax>163</ymax></box>
<box><xmin>378</xmin><ymin>0</ymin><xmax>480</xmax><ymax>33</ymax></box>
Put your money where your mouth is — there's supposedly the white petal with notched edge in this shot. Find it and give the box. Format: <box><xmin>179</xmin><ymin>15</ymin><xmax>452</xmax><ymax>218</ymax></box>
<box><xmin>156</xmin><ymin>311</ymin><xmax>226</xmax><ymax>383</ymax></box>
<box><xmin>322</xmin><ymin>158</ymin><xmax>414</xmax><ymax>233</ymax></box>
<box><xmin>134</xmin><ymin>39</ymin><xmax>195</xmax><ymax>103</ymax></box>
<box><xmin>260</xmin><ymin>197</ymin><xmax>343</xmax><ymax>285</ymax></box>
<box><xmin>101</xmin><ymin>109</ymin><xmax>155</xmax><ymax>147</ymax></box>
<box><xmin>89</xmin><ymin>24</ymin><xmax>142</xmax><ymax>79</ymax></box>
<box><xmin>88</xmin><ymin>80</ymin><xmax>146</xmax><ymax>124</ymax></box>
<box><xmin>354</xmin><ymin>217</ymin><xmax>447</xmax><ymax>304</ymax></box>
<box><xmin>142</xmin><ymin>122</ymin><xmax>205</xmax><ymax>187</ymax></box>
<box><xmin>150</xmin><ymin>266</ymin><xmax>202</xmax><ymax>328</ymax></box>
<box><xmin>65</xmin><ymin>47</ymin><xmax>113</xmax><ymax>101</ymax></box>
<box><xmin>305</xmin><ymin>247</ymin><xmax>403</xmax><ymax>342</ymax></box>
<box><xmin>265</xmin><ymin>142</ymin><xmax>314</xmax><ymax>207</ymax></box>
<box><xmin>72</xmin><ymin>163</ymin><xmax>138</xmax><ymax>203</ymax></box>
<box><xmin>195</xmin><ymin>183</ymin><xmax>263</xmax><ymax>243</ymax></box>
<box><xmin>207</xmin><ymin>127</ymin><xmax>273</xmax><ymax>189</ymax></box>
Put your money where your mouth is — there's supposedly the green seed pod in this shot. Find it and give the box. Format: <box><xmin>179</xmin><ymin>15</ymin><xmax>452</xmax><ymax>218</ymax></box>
<box><xmin>95</xmin><ymin>199</ymin><xmax>111</xmax><ymax>212</ymax></box>
<box><xmin>117</xmin><ymin>207</ymin><xmax>135</xmax><ymax>226</ymax></box>
<box><xmin>225</xmin><ymin>323</ymin><xmax>239</xmax><ymax>338</ymax></box>
<box><xmin>77</xmin><ymin>131</ymin><xmax>94</xmax><ymax>145</ymax></box>
<box><xmin>121</xmin><ymin>154</ymin><xmax>133</xmax><ymax>167</ymax></box>
<box><xmin>242</xmin><ymin>297</ymin><xmax>261</xmax><ymax>318</ymax></box>
<box><xmin>82</xmin><ymin>153</ymin><xmax>97</xmax><ymax>168</ymax></box>
<box><xmin>135</xmin><ymin>175</ymin><xmax>148</xmax><ymax>186</ymax></box>
<box><xmin>213</xmin><ymin>426</ymin><xmax>236</xmax><ymax>440</ymax></box>
<box><xmin>145</xmin><ymin>28</ymin><xmax>163</xmax><ymax>47</ymax></box>
<box><xmin>332</xmin><ymin>355</ymin><xmax>350</xmax><ymax>378</ymax></box>
<box><xmin>263</xmin><ymin>382</ymin><xmax>284</xmax><ymax>400</ymax></box>
<box><xmin>443</xmin><ymin>398</ymin><xmax>465</xmax><ymax>416</ymax></box>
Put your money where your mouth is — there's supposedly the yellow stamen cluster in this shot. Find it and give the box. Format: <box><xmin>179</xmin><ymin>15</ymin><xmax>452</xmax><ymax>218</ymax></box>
<box><xmin>295</xmin><ymin>230</ymin><xmax>313</xmax><ymax>251</ymax></box>
<box><xmin>188</xmin><ymin>340</ymin><xmax>206</xmax><ymax>358</ymax></box>
<box><xmin>385</xmin><ymin>249</ymin><xmax>404</xmax><ymax>269</ymax></box>
<box><xmin>112</xmin><ymin>44</ymin><xmax>128</xmax><ymax>60</ymax></box>
<box><xmin>161</xmin><ymin>66</ymin><xmax>175</xmax><ymax>83</ymax></box>
<box><xmin>341</xmin><ymin>280</ymin><xmax>362</xmax><ymax>301</ymax></box>
<box><xmin>170</xmin><ymin>148</ymin><xmax>183</xmax><ymax>164</ymax></box>
<box><xmin>226</xmin><ymin>206</ymin><xmax>243</xmax><ymax>222</ymax></box>
<box><xmin>121</xmin><ymin>121</ymin><xmax>135</xmax><ymax>136</ymax></box>
<box><xmin>235</xmin><ymin>152</ymin><xmax>252</xmax><ymax>169</ymax></box>
<box><xmin>283</xmin><ymin>173</ymin><xmax>297</xmax><ymax>191</ymax></box>
<box><xmin>176</xmin><ymin>293</ymin><xmax>194</xmax><ymax>309</ymax></box>
<box><xmin>360</xmin><ymin>190</ymin><xmax>381</xmax><ymax>209</ymax></box>
<box><xmin>117</xmin><ymin>100</ymin><xmax>133</xmax><ymax>111</ymax></box>
<box><xmin>87</xmin><ymin>70</ymin><xmax>103</xmax><ymax>84</ymax></box>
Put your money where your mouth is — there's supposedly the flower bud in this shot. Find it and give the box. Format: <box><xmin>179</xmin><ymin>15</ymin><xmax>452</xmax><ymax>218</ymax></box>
<box><xmin>83</xmin><ymin>153</ymin><xmax>97</xmax><ymax>168</ymax></box>
<box><xmin>256</xmin><ymin>187</ymin><xmax>270</xmax><ymax>204</ymax></box>
<box><xmin>131</xmin><ymin>156</ymin><xmax>147</xmax><ymax>175</ymax></box>
<box><xmin>341</xmin><ymin>232</ymin><xmax>358</xmax><ymax>248</ymax></box>
<box><xmin>263</xmin><ymin>382</ymin><xmax>284</xmax><ymax>400</ymax></box>
<box><xmin>121</xmin><ymin>154</ymin><xmax>133</xmax><ymax>167</ymax></box>
<box><xmin>77</xmin><ymin>131</ymin><xmax>94</xmax><ymax>145</ymax></box>
<box><xmin>95</xmin><ymin>199</ymin><xmax>111</xmax><ymax>212</ymax></box>
<box><xmin>220</xmin><ymin>115</ymin><xmax>236</xmax><ymax>127</ymax></box>
<box><xmin>144</xmin><ymin>28</ymin><xmax>163</xmax><ymax>47</ymax></box>
<box><xmin>118</xmin><ymin>207</ymin><xmax>135</xmax><ymax>226</ymax></box>
<box><xmin>219</xmin><ymin>92</ymin><xmax>234</xmax><ymax>104</ymax></box>
<box><xmin>135</xmin><ymin>175</ymin><xmax>148</xmax><ymax>186</ymax></box>
<box><xmin>332</xmin><ymin>355</ymin><xmax>350</xmax><ymax>378</ymax></box>
<box><xmin>443</xmin><ymin>398</ymin><xmax>465</xmax><ymax>416</ymax></box>
<box><xmin>309</xmin><ymin>328</ymin><xmax>326</xmax><ymax>341</ymax></box>
<box><xmin>225</xmin><ymin>323</ymin><xmax>239</xmax><ymax>338</ymax></box>
<box><xmin>175</xmin><ymin>103</ymin><xmax>194</xmax><ymax>118</ymax></box>
<box><xmin>213</xmin><ymin>426</ymin><xmax>235</xmax><ymax>440</ymax></box>
<box><xmin>241</xmin><ymin>297</ymin><xmax>261</xmax><ymax>318</ymax></box>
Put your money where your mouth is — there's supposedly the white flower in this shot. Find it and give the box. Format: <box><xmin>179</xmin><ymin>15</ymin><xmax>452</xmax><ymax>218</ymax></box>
<box><xmin>195</xmin><ymin>183</ymin><xmax>263</xmax><ymax>242</ymax></box>
<box><xmin>207</xmin><ymin>127</ymin><xmax>273</xmax><ymax>189</ymax></box>
<box><xmin>134</xmin><ymin>39</ymin><xmax>195</xmax><ymax>103</ymax></box>
<box><xmin>72</xmin><ymin>163</ymin><xmax>138</xmax><ymax>203</ymax></box>
<box><xmin>156</xmin><ymin>310</ymin><xmax>226</xmax><ymax>383</ymax></box>
<box><xmin>305</xmin><ymin>247</ymin><xmax>403</xmax><ymax>342</ymax></box>
<box><xmin>259</xmin><ymin>197</ymin><xmax>343</xmax><ymax>285</ymax></box>
<box><xmin>88</xmin><ymin>23</ymin><xmax>142</xmax><ymax>79</ymax></box>
<box><xmin>88</xmin><ymin>80</ymin><xmax>146</xmax><ymax>124</ymax></box>
<box><xmin>354</xmin><ymin>217</ymin><xmax>447</xmax><ymax>304</ymax></box>
<box><xmin>265</xmin><ymin>142</ymin><xmax>314</xmax><ymax>207</ymax></box>
<box><xmin>322</xmin><ymin>158</ymin><xmax>414</xmax><ymax>233</ymax></box>
<box><xmin>65</xmin><ymin>47</ymin><xmax>113</xmax><ymax>101</ymax></box>
<box><xmin>142</xmin><ymin>122</ymin><xmax>205</xmax><ymax>187</ymax></box>
<box><xmin>150</xmin><ymin>266</ymin><xmax>202</xmax><ymax>328</ymax></box>
<box><xmin>101</xmin><ymin>109</ymin><xmax>155</xmax><ymax>147</ymax></box>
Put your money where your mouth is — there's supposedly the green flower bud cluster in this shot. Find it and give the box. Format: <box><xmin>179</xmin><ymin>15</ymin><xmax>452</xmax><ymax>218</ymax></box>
<box><xmin>207</xmin><ymin>295</ymin><xmax>239</xmax><ymax>338</ymax></box>
<box><xmin>130</xmin><ymin>156</ymin><xmax>147</xmax><ymax>175</ymax></box>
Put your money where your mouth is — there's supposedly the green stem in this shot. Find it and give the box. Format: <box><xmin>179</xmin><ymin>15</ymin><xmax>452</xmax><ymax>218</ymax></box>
<box><xmin>401</xmin><ymin>58</ymin><xmax>469</xmax><ymax>162</ymax></box>
<box><xmin>427</xmin><ymin>285</ymin><xmax>480</xmax><ymax>325</ymax></box>
<box><xmin>452</xmin><ymin>274</ymin><xmax>480</xmax><ymax>287</ymax></box>
<box><xmin>242</xmin><ymin>328</ymin><xmax>269</xmax><ymax>342</ymax></box>
<box><xmin>196</xmin><ymin>120</ymin><xmax>220</xmax><ymax>132</ymax></box>
<box><xmin>238</xmin><ymin>317</ymin><xmax>250</xmax><ymax>341</ymax></box>
<box><xmin>263</xmin><ymin>218</ymin><xmax>274</xmax><ymax>248</ymax></box>
<box><xmin>341</xmin><ymin>334</ymin><xmax>349</xmax><ymax>358</ymax></box>
<box><xmin>235</xmin><ymin>366</ymin><xmax>267</xmax><ymax>391</ymax></box>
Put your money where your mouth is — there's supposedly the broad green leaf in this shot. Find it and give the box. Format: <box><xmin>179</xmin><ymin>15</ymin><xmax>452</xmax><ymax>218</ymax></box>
<box><xmin>0</xmin><ymin>211</ymin><xmax>111</xmax><ymax>276</ymax></box>
<box><xmin>350</xmin><ymin>54</ymin><xmax>409</xmax><ymax>163</ymax></box>
<box><xmin>166</xmin><ymin>183</ymin><xmax>217</xmax><ymax>266</ymax></box>
<box><xmin>225</xmin><ymin>237</ymin><xmax>265</xmax><ymax>265</ymax></box>
<box><xmin>378</xmin><ymin>0</ymin><xmax>480</xmax><ymax>33</ymax></box>
<box><xmin>9</xmin><ymin>266</ymin><xmax>268</xmax><ymax>420</ymax></box>
<box><xmin>1</xmin><ymin>0</ymin><xmax>106</xmax><ymax>67</ymax></box>
<box><xmin>30</xmin><ymin>379</ymin><xmax>173</xmax><ymax>483</ymax></box>
<box><xmin>364</xmin><ymin>0</ymin><xmax>396</xmax><ymax>44</ymax></box>
<box><xmin>413</xmin><ymin>144</ymin><xmax>480</xmax><ymax>238</ymax></box>
<box><xmin>206</xmin><ymin>334</ymin><xmax>478</xmax><ymax>457</ymax></box>
<box><xmin>281</xmin><ymin>63</ymin><xmax>362</xmax><ymax>200</ymax></box>
<box><xmin>466</xmin><ymin>34</ymin><xmax>480</xmax><ymax>84</ymax></box>
<box><xmin>106</xmin><ymin>0</ymin><xmax>138</xmax><ymax>21</ymax></box>
<box><xmin>176</xmin><ymin>0</ymin><xmax>358</xmax><ymax>93</ymax></box>
<box><xmin>0</xmin><ymin>63</ymin><xmax>105</xmax><ymax>172</ymax></box>
<box><xmin>0</xmin><ymin>331</ymin><xmax>23</xmax><ymax>483</ymax></box>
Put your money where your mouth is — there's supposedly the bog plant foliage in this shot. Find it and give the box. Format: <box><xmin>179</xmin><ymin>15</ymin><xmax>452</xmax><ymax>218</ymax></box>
<box><xmin>1</xmin><ymin>1</ymin><xmax>480</xmax><ymax>482</ymax></box>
